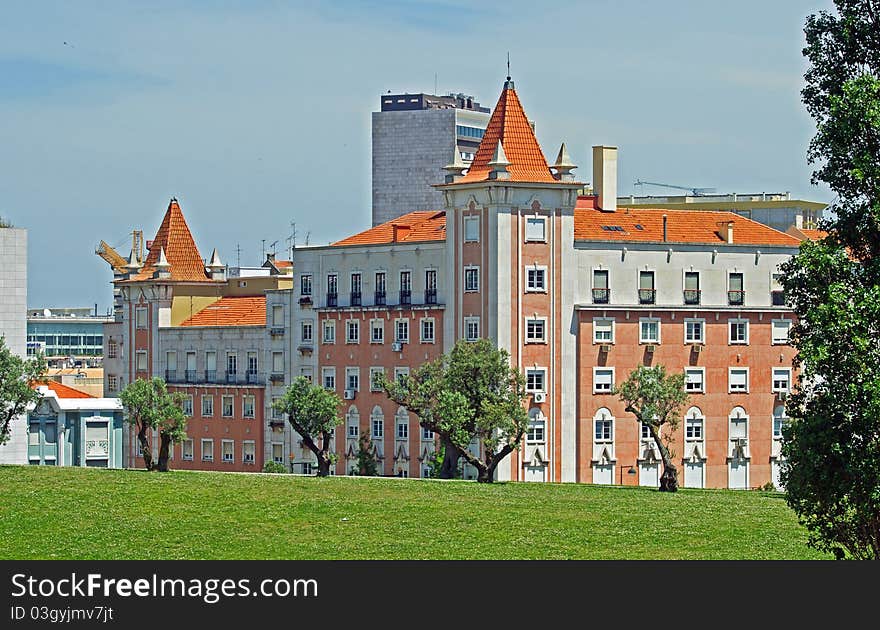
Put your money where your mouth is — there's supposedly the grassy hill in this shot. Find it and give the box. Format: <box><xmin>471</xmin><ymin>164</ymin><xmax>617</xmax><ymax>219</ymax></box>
<box><xmin>0</xmin><ymin>466</ymin><xmax>828</xmax><ymax>560</ymax></box>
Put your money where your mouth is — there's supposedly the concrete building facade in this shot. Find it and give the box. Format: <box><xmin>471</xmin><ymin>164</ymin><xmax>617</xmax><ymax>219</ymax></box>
<box><xmin>0</xmin><ymin>226</ymin><xmax>28</xmax><ymax>464</ymax></box>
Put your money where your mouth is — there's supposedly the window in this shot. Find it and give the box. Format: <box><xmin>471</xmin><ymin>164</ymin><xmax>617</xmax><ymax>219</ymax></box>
<box><xmin>222</xmin><ymin>395</ymin><xmax>234</xmax><ymax>417</ymax></box>
<box><xmin>638</xmin><ymin>271</ymin><xmax>655</xmax><ymax>304</ymax></box>
<box><xmin>397</xmin><ymin>421</ymin><xmax>408</xmax><ymax>440</ymax></box>
<box><xmin>182</xmin><ymin>439</ymin><xmax>193</xmax><ymax>461</ymax></box>
<box><xmin>182</xmin><ymin>395</ymin><xmax>193</xmax><ymax>417</ymax></box>
<box><xmin>107</xmin><ymin>342</ymin><xmax>118</xmax><ymax>359</ymax></box>
<box><xmin>201</xmin><ymin>395</ymin><xmax>214</xmax><ymax>417</ymax></box>
<box><xmin>350</xmin><ymin>272</ymin><xmax>362</xmax><ymax>305</ymax></box>
<box><xmin>346</xmin><ymin>320</ymin><xmax>359</xmax><ymax>344</ymax></box>
<box><xmin>347</xmin><ymin>415</ymin><xmax>359</xmax><ymax>438</ymax></box>
<box><xmin>323</xmin><ymin>320</ymin><xmax>335</xmax><ymax>344</ymax></box>
<box><xmin>394</xmin><ymin>367</ymin><xmax>410</xmax><ymax>385</ymax></box>
<box><xmin>771</xmin><ymin>273</ymin><xmax>785</xmax><ymax>306</ymax></box>
<box><xmin>206</xmin><ymin>351</ymin><xmax>217</xmax><ymax>379</ymax></box>
<box><xmin>272</xmin><ymin>442</ymin><xmax>284</xmax><ymax>464</ymax></box>
<box><xmin>367</xmin><ymin>319</ymin><xmax>383</xmax><ymax>344</ymax></box>
<box><xmin>107</xmin><ymin>374</ymin><xmax>118</xmax><ymax>392</ymax></box>
<box><xmin>772</xmin><ymin>368</ymin><xmax>791</xmax><ymax>393</ymax></box>
<box><xmin>372</xmin><ymin>416</ymin><xmax>384</xmax><ymax>439</ymax></box>
<box><xmin>686</xmin><ymin>413</ymin><xmax>704</xmax><ymax>440</ymax></box>
<box><xmin>425</xmin><ymin>270</ymin><xmax>437</xmax><ymax>304</ymax></box>
<box><xmin>370</xmin><ymin>367</ymin><xmax>384</xmax><ymax>391</ymax></box>
<box><xmin>465</xmin><ymin>317</ymin><xmax>480</xmax><ymax>342</ymax></box>
<box><xmin>300</xmin><ymin>367</ymin><xmax>312</xmax><ymax>383</ymax></box>
<box><xmin>593</xmin><ymin>318</ymin><xmax>614</xmax><ymax>344</ymax></box>
<box><xmin>684</xmin><ymin>271</ymin><xmax>700</xmax><ymax>305</ymax></box>
<box><xmin>527</xmin><ymin>418</ymin><xmax>545</xmax><ymax>443</ymax></box>
<box><xmin>526</xmin><ymin>318</ymin><xmax>546</xmax><ymax>343</ymax></box>
<box><xmin>222</xmin><ymin>440</ymin><xmax>234</xmax><ymax>463</ymax></box>
<box><xmin>327</xmin><ymin>273</ymin><xmax>338</xmax><ymax>294</ymax></box>
<box><xmin>243</xmin><ymin>441</ymin><xmax>255</xmax><ymax>464</ymax></box>
<box><xmin>464</xmin><ymin>266</ymin><xmax>479</xmax><ymax>292</ymax></box>
<box><xmin>592</xmin><ymin>269</ymin><xmax>609</xmax><ymax>304</ymax></box>
<box><xmin>464</xmin><ymin>215</ymin><xmax>480</xmax><ymax>242</ymax></box>
<box><xmin>773</xmin><ymin>407</ymin><xmax>788</xmax><ymax>439</ymax></box>
<box><xmin>135</xmin><ymin>307</ymin><xmax>148</xmax><ymax>329</ymax></box>
<box><xmin>243</xmin><ymin>395</ymin><xmax>255</xmax><ymax>418</ymax></box>
<box><xmin>685</xmin><ymin>319</ymin><xmax>704</xmax><ymax>344</ymax></box>
<box><xmin>226</xmin><ymin>353</ymin><xmax>237</xmax><ymax>378</ymax></box>
<box><xmin>302</xmin><ymin>462</ymin><xmax>313</xmax><ymax>475</ymax></box>
<box><xmin>399</xmin><ymin>270</ymin><xmax>412</xmax><ymax>304</ymax></box>
<box><xmin>272</xmin><ymin>351</ymin><xmax>284</xmax><ymax>374</ymax></box>
<box><xmin>375</xmin><ymin>272</ymin><xmax>387</xmax><ymax>304</ymax></box>
<box><xmin>525</xmin><ymin>216</ymin><xmax>546</xmax><ymax>242</ymax></box>
<box><xmin>246</xmin><ymin>351</ymin><xmax>258</xmax><ymax>377</ymax></box>
<box><xmin>421</xmin><ymin>318</ymin><xmax>435</xmax><ymax>343</ymax></box>
<box><xmin>595</xmin><ymin>417</ymin><xmax>613</xmax><ymax>442</ymax></box>
<box><xmin>300</xmin><ymin>275</ymin><xmax>312</xmax><ymax>297</ymax></box>
<box><xmin>729</xmin><ymin>319</ymin><xmax>749</xmax><ymax>344</ymax></box>
<box><xmin>729</xmin><ymin>368</ymin><xmax>749</xmax><ymax>393</ymax></box>
<box><xmin>685</xmin><ymin>368</ymin><xmax>705</xmax><ymax>393</ymax></box>
<box><xmin>593</xmin><ymin>368</ymin><xmax>614</xmax><ymax>394</ymax></box>
<box><xmin>639</xmin><ymin>318</ymin><xmax>660</xmax><ymax>344</ymax></box>
<box><xmin>422</xmin><ymin>426</ymin><xmax>434</xmax><ymax>440</ymax></box>
<box><xmin>395</xmin><ymin>319</ymin><xmax>409</xmax><ymax>343</ymax></box>
<box><xmin>526</xmin><ymin>267</ymin><xmax>546</xmax><ymax>292</ymax></box>
<box><xmin>135</xmin><ymin>351</ymin><xmax>147</xmax><ymax>372</ymax></box>
<box><xmin>346</xmin><ymin>368</ymin><xmax>360</xmax><ymax>392</ymax></box>
<box><xmin>271</xmin><ymin>397</ymin><xmax>282</xmax><ymax>420</ymax></box>
<box><xmin>728</xmin><ymin>272</ymin><xmax>745</xmax><ymax>305</ymax></box>
<box><xmin>301</xmin><ymin>321</ymin><xmax>313</xmax><ymax>343</ymax></box>
<box><xmin>201</xmin><ymin>439</ymin><xmax>214</xmax><ymax>462</ymax></box>
<box><xmin>772</xmin><ymin>320</ymin><xmax>791</xmax><ymax>345</ymax></box>
<box><xmin>525</xmin><ymin>368</ymin><xmax>546</xmax><ymax>393</ymax></box>
<box><xmin>322</xmin><ymin>368</ymin><xmax>336</xmax><ymax>390</ymax></box>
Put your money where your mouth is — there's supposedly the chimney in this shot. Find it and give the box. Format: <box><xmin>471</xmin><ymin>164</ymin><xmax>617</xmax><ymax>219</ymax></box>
<box><xmin>592</xmin><ymin>146</ymin><xmax>618</xmax><ymax>212</ymax></box>
<box><xmin>662</xmin><ymin>214</ymin><xmax>668</xmax><ymax>242</ymax></box>
<box><xmin>392</xmin><ymin>224</ymin><xmax>411</xmax><ymax>242</ymax></box>
<box><xmin>726</xmin><ymin>221</ymin><xmax>734</xmax><ymax>244</ymax></box>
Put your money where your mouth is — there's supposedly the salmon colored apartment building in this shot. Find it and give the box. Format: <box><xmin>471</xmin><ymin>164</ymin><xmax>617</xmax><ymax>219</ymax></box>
<box><xmin>106</xmin><ymin>76</ymin><xmax>806</xmax><ymax>488</ymax></box>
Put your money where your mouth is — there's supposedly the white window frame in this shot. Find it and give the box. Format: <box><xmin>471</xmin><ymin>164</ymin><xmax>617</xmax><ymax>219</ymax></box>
<box><xmin>300</xmin><ymin>275</ymin><xmax>312</xmax><ymax>297</ymax></box>
<box><xmin>135</xmin><ymin>306</ymin><xmax>148</xmax><ymax>329</ymax></box>
<box><xmin>684</xmin><ymin>318</ymin><xmax>705</xmax><ymax>344</ymax></box>
<box><xmin>182</xmin><ymin>395</ymin><xmax>193</xmax><ymax>417</ymax></box>
<box><xmin>728</xmin><ymin>318</ymin><xmax>749</xmax><ymax>345</ymax></box>
<box><xmin>221</xmin><ymin>439</ymin><xmax>234</xmax><ymax>463</ymax></box>
<box><xmin>182</xmin><ymin>439</ymin><xmax>194</xmax><ymax>461</ymax></box>
<box><xmin>371</xmin><ymin>319</ymin><xmax>384</xmax><ymax>344</ymax></box>
<box><xmin>464</xmin><ymin>317</ymin><xmax>480</xmax><ymax>342</ymax></box>
<box><xmin>370</xmin><ymin>367</ymin><xmax>385</xmax><ymax>392</ymax></box>
<box><xmin>323</xmin><ymin>320</ymin><xmax>335</xmax><ymax>344</ymax></box>
<box><xmin>527</xmin><ymin>418</ymin><xmax>546</xmax><ymax>444</ymax></box>
<box><xmin>346</xmin><ymin>320</ymin><xmax>359</xmax><ymax>344</ymax></box>
<box><xmin>525</xmin><ymin>266</ymin><xmax>547</xmax><ymax>293</ymax></box>
<box><xmin>272</xmin><ymin>351</ymin><xmax>284</xmax><ymax>374</ymax></box>
<box><xmin>464</xmin><ymin>266</ymin><xmax>480</xmax><ymax>292</ymax></box>
<box><xmin>221</xmin><ymin>395</ymin><xmax>234</xmax><ymax>418</ymax></box>
<box><xmin>729</xmin><ymin>367</ymin><xmax>750</xmax><ymax>394</ymax></box>
<box><xmin>772</xmin><ymin>319</ymin><xmax>791</xmax><ymax>345</ymax></box>
<box><xmin>394</xmin><ymin>367</ymin><xmax>410</xmax><ymax>385</ymax></box>
<box><xmin>272</xmin><ymin>304</ymin><xmax>284</xmax><ymax>328</ymax></box>
<box><xmin>420</xmin><ymin>318</ymin><xmax>435</xmax><ymax>343</ymax></box>
<box><xmin>525</xmin><ymin>317</ymin><xmax>547</xmax><ymax>344</ymax></box>
<box><xmin>201</xmin><ymin>395</ymin><xmax>214</xmax><ymax>417</ymax></box>
<box><xmin>242</xmin><ymin>440</ymin><xmax>256</xmax><ymax>464</ymax></box>
<box><xmin>772</xmin><ymin>368</ymin><xmax>791</xmax><ymax>393</ymax></box>
<box><xmin>322</xmin><ymin>367</ymin><xmax>336</xmax><ymax>390</ymax></box>
<box><xmin>685</xmin><ymin>367</ymin><xmax>705</xmax><ymax>394</ymax></box>
<box><xmin>464</xmin><ymin>215</ymin><xmax>480</xmax><ymax>243</ymax></box>
<box><xmin>301</xmin><ymin>320</ymin><xmax>313</xmax><ymax>343</ymax></box>
<box><xmin>346</xmin><ymin>367</ymin><xmax>360</xmax><ymax>392</ymax></box>
<box><xmin>395</xmin><ymin>318</ymin><xmax>410</xmax><ymax>343</ymax></box>
<box><xmin>396</xmin><ymin>420</ymin><xmax>408</xmax><ymax>440</ymax></box>
<box><xmin>135</xmin><ymin>351</ymin><xmax>148</xmax><ymax>372</ymax></box>
<box><xmin>593</xmin><ymin>367</ymin><xmax>615</xmax><ymax>394</ymax></box>
<box><xmin>639</xmin><ymin>318</ymin><xmax>661</xmax><ymax>344</ymax></box>
<box><xmin>372</xmin><ymin>416</ymin><xmax>384</xmax><ymax>439</ymax></box>
<box><xmin>243</xmin><ymin>395</ymin><xmax>255</xmax><ymax>419</ymax></box>
<box><xmin>593</xmin><ymin>318</ymin><xmax>614</xmax><ymax>344</ymax></box>
<box><xmin>594</xmin><ymin>416</ymin><xmax>614</xmax><ymax>443</ymax></box>
<box><xmin>201</xmin><ymin>439</ymin><xmax>214</xmax><ymax>462</ymax></box>
<box><xmin>272</xmin><ymin>442</ymin><xmax>284</xmax><ymax>464</ymax></box>
<box><xmin>525</xmin><ymin>368</ymin><xmax>546</xmax><ymax>393</ymax></box>
<box><xmin>685</xmin><ymin>412</ymin><xmax>704</xmax><ymax>441</ymax></box>
<box><xmin>525</xmin><ymin>216</ymin><xmax>547</xmax><ymax>242</ymax></box>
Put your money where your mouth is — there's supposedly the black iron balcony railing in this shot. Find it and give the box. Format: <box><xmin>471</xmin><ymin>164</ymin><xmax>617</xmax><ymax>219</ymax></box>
<box><xmin>226</xmin><ymin>371</ymin><xmax>238</xmax><ymax>384</ymax></box>
<box><xmin>326</xmin><ymin>292</ymin><xmax>338</xmax><ymax>307</ymax></box>
<box><xmin>728</xmin><ymin>290</ymin><xmax>745</xmax><ymax>306</ymax></box>
<box><xmin>638</xmin><ymin>289</ymin><xmax>656</xmax><ymax>305</ymax></box>
<box><xmin>246</xmin><ymin>371</ymin><xmax>262</xmax><ymax>384</ymax></box>
<box><xmin>350</xmin><ymin>291</ymin><xmax>362</xmax><ymax>307</ymax></box>
<box><xmin>683</xmin><ymin>289</ymin><xmax>701</xmax><ymax>305</ymax></box>
<box><xmin>165</xmin><ymin>370</ymin><xmax>177</xmax><ymax>382</ymax></box>
<box><xmin>205</xmin><ymin>370</ymin><xmax>217</xmax><ymax>383</ymax></box>
<box><xmin>425</xmin><ymin>288</ymin><xmax>437</xmax><ymax>305</ymax></box>
<box><xmin>592</xmin><ymin>288</ymin><xmax>610</xmax><ymax>304</ymax></box>
<box><xmin>374</xmin><ymin>290</ymin><xmax>386</xmax><ymax>306</ymax></box>
<box><xmin>184</xmin><ymin>370</ymin><xmax>198</xmax><ymax>382</ymax></box>
<box><xmin>399</xmin><ymin>289</ymin><xmax>412</xmax><ymax>305</ymax></box>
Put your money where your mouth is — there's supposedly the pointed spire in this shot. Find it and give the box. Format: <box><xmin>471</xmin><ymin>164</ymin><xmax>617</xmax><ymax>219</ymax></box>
<box><xmin>487</xmin><ymin>141</ymin><xmax>510</xmax><ymax>180</ymax></box>
<box><xmin>206</xmin><ymin>248</ymin><xmax>225</xmax><ymax>281</ymax></box>
<box><xmin>443</xmin><ymin>144</ymin><xmax>468</xmax><ymax>183</ymax></box>
<box><xmin>207</xmin><ymin>248</ymin><xmax>223</xmax><ymax>269</ymax></box>
<box><xmin>154</xmin><ymin>246</ymin><xmax>171</xmax><ymax>279</ymax></box>
<box><xmin>125</xmin><ymin>244</ymin><xmax>141</xmax><ymax>275</ymax></box>
<box><xmin>552</xmin><ymin>142</ymin><xmax>577</xmax><ymax>181</ymax></box>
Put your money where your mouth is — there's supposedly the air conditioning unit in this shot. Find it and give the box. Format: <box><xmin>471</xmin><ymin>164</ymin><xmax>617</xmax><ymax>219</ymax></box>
<box><xmin>599</xmin><ymin>344</ymin><xmax>611</xmax><ymax>353</ymax></box>
<box><xmin>343</xmin><ymin>389</ymin><xmax>356</xmax><ymax>400</ymax></box>
<box><xmin>693</xmin><ymin>344</ymin><xmax>704</xmax><ymax>353</ymax></box>
<box><xmin>777</xmin><ymin>390</ymin><xmax>788</xmax><ymax>400</ymax></box>
<box><xmin>391</xmin><ymin>342</ymin><xmax>403</xmax><ymax>352</ymax></box>
<box><xmin>533</xmin><ymin>392</ymin><xmax>546</xmax><ymax>403</ymax></box>
<box><xmin>645</xmin><ymin>344</ymin><xmax>657</xmax><ymax>353</ymax></box>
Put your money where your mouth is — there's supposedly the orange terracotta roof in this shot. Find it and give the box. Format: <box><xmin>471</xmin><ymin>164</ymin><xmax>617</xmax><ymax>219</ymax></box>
<box><xmin>332</xmin><ymin>211</ymin><xmax>446</xmax><ymax>247</ymax></box>
<box><xmin>179</xmin><ymin>296</ymin><xmax>266</xmax><ymax>327</ymax></box>
<box><xmin>127</xmin><ymin>199</ymin><xmax>212</xmax><ymax>282</ymax></box>
<box><xmin>456</xmin><ymin>81</ymin><xmax>557</xmax><ymax>184</ymax></box>
<box><xmin>574</xmin><ymin>196</ymin><xmax>801</xmax><ymax>246</ymax></box>
<box><xmin>274</xmin><ymin>260</ymin><xmax>293</xmax><ymax>268</ymax></box>
<box><xmin>33</xmin><ymin>381</ymin><xmax>94</xmax><ymax>399</ymax></box>
<box><xmin>799</xmin><ymin>228</ymin><xmax>828</xmax><ymax>241</ymax></box>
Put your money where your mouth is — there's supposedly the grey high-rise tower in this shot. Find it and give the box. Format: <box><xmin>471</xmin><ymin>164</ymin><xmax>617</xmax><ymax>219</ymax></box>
<box><xmin>371</xmin><ymin>91</ymin><xmax>491</xmax><ymax>226</ymax></box>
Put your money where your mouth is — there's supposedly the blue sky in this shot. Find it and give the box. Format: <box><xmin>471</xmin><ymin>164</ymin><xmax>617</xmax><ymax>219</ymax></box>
<box><xmin>1</xmin><ymin>0</ymin><xmax>837</xmax><ymax>311</ymax></box>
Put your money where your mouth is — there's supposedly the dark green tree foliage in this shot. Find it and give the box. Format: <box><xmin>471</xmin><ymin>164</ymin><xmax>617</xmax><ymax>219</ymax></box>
<box><xmin>119</xmin><ymin>377</ymin><xmax>187</xmax><ymax>472</ymax></box>
<box><xmin>614</xmin><ymin>365</ymin><xmax>689</xmax><ymax>492</ymax></box>
<box><xmin>381</xmin><ymin>338</ymin><xmax>528</xmax><ymax>483</ymax></box>
<box><xmin>275</xmin><ymin>376</ymin><xmax>342</xmax><ymax>477</ymax></box>
<box><xmin>354</xmin><ymin>433</ymin><xmax>379</xmax><ymax>476</ymax></box>
<box><xmin>780</xmin><ymin>0</ymin><xmax>880</xmax><ymax>558</ymax></box>
<box><xmin>0</xmin><ymin>338</ymin><xmax>46</xmax><ymax>446</ymax></box>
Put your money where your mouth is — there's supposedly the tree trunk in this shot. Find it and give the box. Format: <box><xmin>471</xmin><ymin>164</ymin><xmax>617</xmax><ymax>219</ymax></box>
<box><xmin>155</xmin><ymin>434</ymin><xmax>172</xmax><ymax>472</ymax></box>
<box><xmin>647</xmin><ymin>423</ymin><xmax>678</xmax><ymax>492</ymax></box>
<box><xmin>438</xmin><ymin>435</ymin><xmax>460</xmax><ymax>479</ymax></box>
<box><xmin>477</xmin><ymin>466</ymin><xmax>494</xmax><ymax>483</ymax></box>
<box><xmin>137</xmin><ymin>423</ymin><xmax>153</xmax><ymax>471</ymax></box>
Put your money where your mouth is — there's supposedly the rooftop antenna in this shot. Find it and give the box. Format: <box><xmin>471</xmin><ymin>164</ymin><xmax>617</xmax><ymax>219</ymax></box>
<box><xmin>285</xmin><ymin>221</ymin><xmax>297</xmax><ymax>259</ymax></box>
<box><xmin>261</xmin><ymin>239</ymin><xmax>266</xmax><ymax>261</ymax></box>
<box><xmin>305</xmin><ymin>231</ymin><xmax>311</xmax><ymax>246</ymax></box>
<box><xmin>269</xmin><ymin>240</ymin><xmax>278</xmax><ymax>255</ymax></box>
<box><xmin>235</xmin><ymin>243</ymin><xmax>241</xmax><ymax>268</ymax></box>
<box><xmin>434</xmin><ymin>73</ymin><xmax>438</xmax><ymax>96</ymax></box>
<box><xmin>507</xmin><ymin>52</ymin><xmax>510</xmax><ymax>81</ymax></box>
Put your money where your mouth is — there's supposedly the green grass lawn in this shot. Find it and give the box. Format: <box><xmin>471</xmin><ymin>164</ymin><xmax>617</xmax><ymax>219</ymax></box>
<box><xmin>0</xmin><ymin>465</ymin><xmax>828</xmax><ymax>560</ymax></box>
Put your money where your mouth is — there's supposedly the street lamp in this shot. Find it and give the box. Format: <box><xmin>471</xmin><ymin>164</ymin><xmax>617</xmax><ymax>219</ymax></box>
<box><xmin>619</xmin><ymin>464</ymin><xmax>637</xmax><ymax>485</ymax></box>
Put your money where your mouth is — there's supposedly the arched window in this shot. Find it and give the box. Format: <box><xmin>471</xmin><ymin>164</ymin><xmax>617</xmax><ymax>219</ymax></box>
<box><xmin>772</xmin><ymin>406</ymin><xmax>788</xmax><ymax>439</ymax></box>
<box><xmin>346</xmin><ymin>406</ymin><xmax>359</xmax><ymax>439</ymax></box>
<box><xmin>395</xmin><ymin>407</ymin><xmax>410</xmax><ymax>440</ymax></box>
<box><xmin>685</xmin><ymin>406</ymin><xmax>704</xmax><ymax>441</ymax></box>
<box><xmin>593</xmin><ymin>408</ymin><xmax>613</xmax><ymax>443</ymax></box>
<box><xmin>527</xmin><ymin>408</ymin><xmax>545</xmax><ymax>443</ymax></box>
<box><xmin>371</xmin><ymin>406</ymin><xmax>384</xmax><ymax>439</ymax></box>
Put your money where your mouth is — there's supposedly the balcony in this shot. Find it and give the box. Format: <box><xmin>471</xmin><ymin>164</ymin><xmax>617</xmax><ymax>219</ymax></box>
<box><xmin>374</xmin><ymin>290</ymin><xmax>386</xmax><ymax>306</ymax></box>
<box><xmin>771</xmin><ymin>290</ymin><xmax>785</xmax><ymax>306</ymax></box>
<box><xmin>165</xmin><ymin>369</ymin><xmax>177</xmax><ymax>382</ymax></box>
<box><xmin>246</xmin><ymin>371</ymin><xmax>263</xmax><ymax>385</ymax></box>
<box><xmin>350</xmin><ymin>291</ymin><xmax>362</xmax><ymax>307</ymax></box>
<box><xmin>269</xmin><ymin>373</ymin><xmax>285</xmax><ymax>384</ymax></box>
<box><xmin>638</xmin><ymin>289</ymin><xmax>656</xmax><ymax>305</ymax></box>
<box><xmin>683</xmin><ymin>289</ymin><xmax>701</xmax><ymax>305</ymax></box>
<box><xmin>425</xmin><ymin>288</ymin><xmax>437</xmax><ymax>305</ymax></box>
<box><xmin>298</xmin><ymin>295</ymin><xmax>312</xmax><ymax>306</ymax></box>
<box><xmin>184</xmin><ymin>370</ymin><xmax>198</xmax><ymax>382</ymax></box>
<box><xmin>399</xmin><ymin>289</ymin><xmax>412</xmax><ymax>305</ymax></box>
<box><xmin>225</xmin><ymin>371</ymin><xmax>238</xmax><ymax>384</ymax></box>
<box><xmin>592</xmin><ymin>288</ymin><xmax>610</xmax><ymax>304</ymax></box>
<box><xmin>326</xmin><ymin>293</ymin><xmax>338</xmax><ymax>308</ymax></box>
<box><xmin>269</xmin><ymin>327</ymin><xmax>285</xmax><ymax>336</ymax></box>
<box><xmin>205</xmin><ymin>370</ymin><xmax>218</xmax><ymax>383</ymax></box>
<box><xmin>728</xmin><ymin>290</ymin><xmax>745</xmax><ymax>306</ymax></box>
